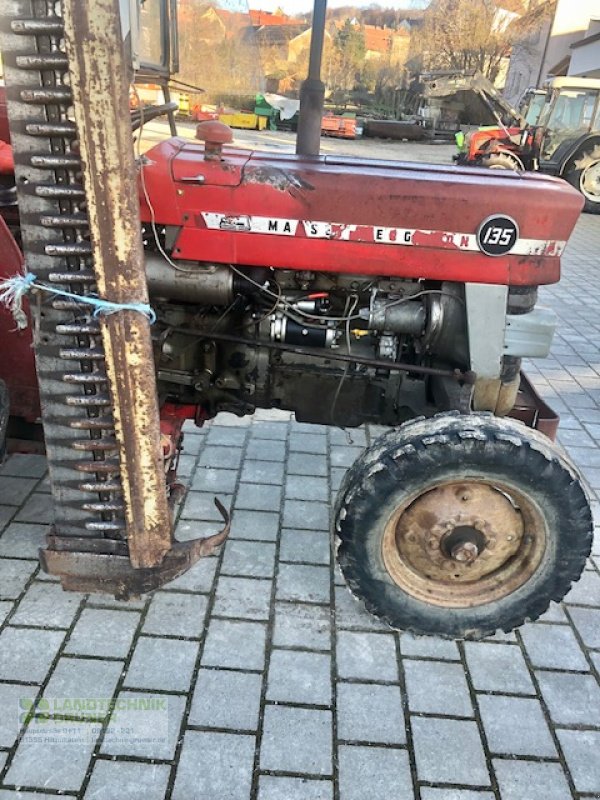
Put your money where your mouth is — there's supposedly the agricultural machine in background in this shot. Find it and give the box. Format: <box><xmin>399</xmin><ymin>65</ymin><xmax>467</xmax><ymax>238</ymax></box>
<box><xmin>392</xmin><ymin>70</ymin><xmax>528</xmax><ymax>142</ymax></box>
<box><xmin>0</xmin><ymin>0</ymin><xmax>593</xmax><ymax>638</ymax></box>
<box><xmin>456</xmin><ymin>77</ymin><xmax>600</xmax><ymax>214</ymax></box>
<box><xmin>181</xmin><ymin>94</ymin><xmax>362</xmax><ymax>139</ymax></box>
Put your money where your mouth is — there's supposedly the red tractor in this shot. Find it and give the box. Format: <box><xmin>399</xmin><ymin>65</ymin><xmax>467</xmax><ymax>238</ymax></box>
<box><xmin>453</xmin><ymin>84</ymin><xmax>547</xmax><ymax>172</ymax></box>
<box><xmin>0</xmin><ymin>0</ymin><xmax>592</xmax><ymax>638</ymax></box>
<box><xmin>456</xmin><ymin>78</ymin><xmax>600</xmax><ymax>214</ymax></box>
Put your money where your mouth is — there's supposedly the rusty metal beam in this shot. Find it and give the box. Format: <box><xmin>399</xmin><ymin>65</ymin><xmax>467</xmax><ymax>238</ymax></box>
<box><xmin>61</xmin><ymin>0</ymin><xmax>172</xmax><ymax>569</ymax></box>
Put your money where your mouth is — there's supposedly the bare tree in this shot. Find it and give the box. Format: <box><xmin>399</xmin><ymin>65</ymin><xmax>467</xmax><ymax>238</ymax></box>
<box><xmin>326</xmin><ymin>20</ymin><xmax>367</xmax><ymax>97</ymax></box>
<box><xmin>410</xmin><ymin>0</ymin><xmax>518</xmax><ymax>82</ymax></box>
<box><xmin>176</xmin><ymin>1</ymin><xmax>263</xmax><ymax>104</ymax></box>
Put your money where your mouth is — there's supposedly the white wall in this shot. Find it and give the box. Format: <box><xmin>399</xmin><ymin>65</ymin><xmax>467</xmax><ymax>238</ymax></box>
<box><xmin>541</xmin><ymin>0</ymin><xmax>600</xmax><ymax>76</ymax></box>
<box><xmin>504</xmin><ymin>0</ymin><xmax>600</xmax><ymax>103</ymax></box>
<box><xmin>569</xmin><ymin>38</ymin><xmax>600</xmax><ymax>77</ymax></box>
<box><xmin>503</xmin><ymin>17</ymin><xmax>551</xmax><ymax>105</ymax></box>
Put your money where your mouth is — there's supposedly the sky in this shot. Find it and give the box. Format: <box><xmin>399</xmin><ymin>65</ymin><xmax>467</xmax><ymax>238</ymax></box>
<box><xmin>244</xmin><ymin>0</ymin><xmax>430</xmax><ymax>15</ymax></box>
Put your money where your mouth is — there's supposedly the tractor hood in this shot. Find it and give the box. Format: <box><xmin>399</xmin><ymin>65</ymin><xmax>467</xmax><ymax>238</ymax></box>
<box><xmin>139</xmin><ymin>136</ymin><xmax>584</xmax><ymax>287</ymax></box>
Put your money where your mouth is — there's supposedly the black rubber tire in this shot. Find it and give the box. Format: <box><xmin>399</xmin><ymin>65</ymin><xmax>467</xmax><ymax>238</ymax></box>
<box><xmin>481</xmin><ymin>152</ymin><xmax>523</xmax><ymax>171</ymax></box>
<box><xmin>565</xmin><ymin>162</ymin><xmax>600</xmax><ymax>215</ymax></box>
<box><xmin>334</xmin><ymin>413</ymin><xmax>592</xmax><ymax>639</ymax></box>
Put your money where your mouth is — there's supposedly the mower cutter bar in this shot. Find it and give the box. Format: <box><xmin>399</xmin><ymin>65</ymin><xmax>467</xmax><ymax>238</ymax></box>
<box><xmin>0</xmin><ymin>0</ymin><xmax>227</xmax><ymax>593</ymax></box>
<box><xmin>0</xmin><ymin>0</ymin><xmax>126</xmax><ymax>541</ymax></box>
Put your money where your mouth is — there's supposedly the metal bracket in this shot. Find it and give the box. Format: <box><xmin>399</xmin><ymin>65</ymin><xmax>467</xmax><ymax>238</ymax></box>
<box><xmin>465</xmin><ymin>283</ymin><xmax>508</xmax><ymax>380</ymax></box>
<box><xmin>41</xmin><ymin>499</ymin><xmax>230</xmax><ymax>598</ymax></box>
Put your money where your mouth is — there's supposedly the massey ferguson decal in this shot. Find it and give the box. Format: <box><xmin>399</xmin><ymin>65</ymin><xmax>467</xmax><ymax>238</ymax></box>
<box><xmin>200</xmin><ymin>212</ymin><xmax>566</xmax><ymax>258</ymax></box>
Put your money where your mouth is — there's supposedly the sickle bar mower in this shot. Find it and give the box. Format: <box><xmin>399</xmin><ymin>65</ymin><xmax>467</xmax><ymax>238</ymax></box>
<box><xmin>0</xmin><ymin>0</ymin><xmax>228</xmax><ymax>596</ymax></box>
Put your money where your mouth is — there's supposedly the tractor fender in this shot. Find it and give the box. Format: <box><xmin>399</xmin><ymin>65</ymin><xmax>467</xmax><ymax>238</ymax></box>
<box><xmin>558</xmin><ymin>134</ymin><xmax>600</xmax><ymax>176</ymax></box>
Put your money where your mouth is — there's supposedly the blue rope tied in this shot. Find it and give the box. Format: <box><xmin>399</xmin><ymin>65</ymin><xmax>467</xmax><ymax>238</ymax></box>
<box><xmin>0</xmin><ymin>271</ymin><xmax>156</xmax><ymax>329</ymax></box>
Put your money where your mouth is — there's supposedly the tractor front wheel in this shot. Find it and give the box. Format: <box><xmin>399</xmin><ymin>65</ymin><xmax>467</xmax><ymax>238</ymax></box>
<box><xmin>481</xmin><ymin>152</ymin><xmax>523</xmax><ymax>171</ymax></box>
<box><xmin>566</xmin><ymin>158</ymin><xmax>600</xmax><ymax>214</ymax></box>
<box><xmin>334</xmin><ymin>413</ymin><xmax>592</xmax><ymax>639</ymax></box>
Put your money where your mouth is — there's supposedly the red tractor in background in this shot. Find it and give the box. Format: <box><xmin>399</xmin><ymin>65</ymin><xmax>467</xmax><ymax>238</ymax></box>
<box><xmin>0</xmin><ymin>0</ymin><xmax>593</xmax><ymax>639</ymax></box>
<box><xmin>453</xmin><ymin>84</ymin><xmax>547</xmax><ymax>172</ymax></box>
<box><xmin>456</xmin><ymin>77</ymin><xmax>600</xmax><ymax>214</ymax></box>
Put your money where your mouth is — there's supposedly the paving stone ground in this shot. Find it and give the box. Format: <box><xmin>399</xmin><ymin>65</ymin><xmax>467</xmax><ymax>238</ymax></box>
<box><xmin>0</xmin><ymin>214</ymin><xmax>599</xmax><ymax>798</ymax></box>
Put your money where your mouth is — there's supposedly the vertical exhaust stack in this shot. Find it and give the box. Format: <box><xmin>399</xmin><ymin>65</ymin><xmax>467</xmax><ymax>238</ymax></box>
<box><xmin>295</xmin><ymin>0</ymin><xmax>327</xmax><ymax>157</ymax></box>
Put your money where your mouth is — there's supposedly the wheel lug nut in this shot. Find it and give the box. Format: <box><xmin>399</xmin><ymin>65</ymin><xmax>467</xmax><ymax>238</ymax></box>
<box><xmin>451</xmin><ymin>541</ymin><xmax>480</xmax><ymax>563</ymax></box>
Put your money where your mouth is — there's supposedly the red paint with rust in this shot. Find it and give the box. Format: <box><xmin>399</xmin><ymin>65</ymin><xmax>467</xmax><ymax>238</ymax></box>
<box><xmin>160</xmin><ymin>403</ymin><xmax>206</xmax><ymax>488</ymax></box>
<box><xmin>465</xmin><ymin>127</ymin><xmax>523</xmax><ymax>162</ymax></box>
<box><xmin>0</xmin><ymin>215</ymin><xmax>40</xmax><ymax>422</ymax></box>
<box><xmin>0</xmin><ymin>87</ymin><xmax>11</xmax><ymax>146</ymax></box>
<box><xmin>139</xmin><ymin>138</ymin><xmax>584</xmax><ymax>286</ymax></box>
<box><xmin>0</xmin><ymin>142</ymin><xmax>14</xmax><ymax>174</ymax></box>
<box><xmin>160</xmin><ymin>402</ymin><xmax>199</xmax><ymax>420</ymax></box>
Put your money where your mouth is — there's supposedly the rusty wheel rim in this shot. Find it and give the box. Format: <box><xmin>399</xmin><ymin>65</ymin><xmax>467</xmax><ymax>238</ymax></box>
<box><xmin>381</xmin><ymin>479</ymin><xmax>547</xmax><ymax>608</ymax></box>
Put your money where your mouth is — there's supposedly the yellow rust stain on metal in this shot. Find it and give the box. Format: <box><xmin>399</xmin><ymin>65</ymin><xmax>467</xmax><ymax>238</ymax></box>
<box><xmin>62</xmin><ymin>0</ymin><xmax>171</xmax><ymax>568</ymax></box>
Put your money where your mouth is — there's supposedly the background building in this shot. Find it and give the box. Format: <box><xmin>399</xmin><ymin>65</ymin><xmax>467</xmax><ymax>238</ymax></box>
<box><xmin>504</xmin><ymin>0</ymin><xmax>600</xmax><ymax>104</ymax></box>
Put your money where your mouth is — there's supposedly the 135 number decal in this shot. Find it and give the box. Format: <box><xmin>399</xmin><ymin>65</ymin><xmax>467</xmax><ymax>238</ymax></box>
<box><xmin>477</xmin><ymin>215</ymin><xmax>519</xmax><ymax>256</ymax></box>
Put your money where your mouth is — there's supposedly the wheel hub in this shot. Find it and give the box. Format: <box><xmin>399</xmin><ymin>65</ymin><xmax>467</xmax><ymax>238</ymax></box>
<box><xmin>382</xmin><ymin>479</ymin><xmax>547</xmax><ymax>608</ymax></box>
<box><xmin>441</xmin><ymin>526</ymin><xmax>486</xmax><ymax>563</ymax></box>
<box><xmin>450</xmin><ymin>539</ymin><xmax>480</xmax><ymax>563</ymax></box>
<box><xmin>581</xmin><ymin>161</ymin><xmax>600</xmax><ymax>200</ymax></box>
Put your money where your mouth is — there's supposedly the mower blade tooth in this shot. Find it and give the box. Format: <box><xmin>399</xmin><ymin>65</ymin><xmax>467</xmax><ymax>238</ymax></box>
<box><xmin>70</xmin><ymin>438</ymin><xmax>119</xmax><ymax>452</ymax></box>
<box><xmin>35</xmin><ymin>184</ymin><xmax>85</xmax><ymax>199</ymax></box>
<box><xmin>31</xmin><ymin>154</ymin><xmax>81</xmax><ymax>170</ymax></box>
<box><xmin>74</xmin><ymin>460</ymin><xmax>121</xmax><ymax>475</ymax></box>
<box><xmin>25</xmin><ymin>121</ymin><xmax>77</xmax><ymax>138</ymax></box>
<box><xmin>56</xmin><ymin>324</ymin><xmax>102</xmax><ymax>336</ymax></box>
<box><xmin>11</xmin><ymin>18</ymin><xmax>64</xmax><ymax>35</ymax></box>
<box><xmin>78</xmin><ymin>481</ymin><xmax>122</xmax><ymax>493</ymax></box>
<box><xmin>85</xmin><ymin>519</ymin><xmax>126</xmax><ymax>533</ymax></box>
<box><xmin>46</xmin><ymin>242</ymin><xmax>92</xmax><ymax>257</ymax></box>
<box><xmin>59</xmin><ymin>348</ymin><xmax>106</xmax><ymax>361</ymax></box>
<box><xmin>67</xmin><ymin>417</ymin><xmax>114</xmax><ymax>430</ymax></box>
<box><xmin>81</xmin><ymin>501</ymin><xmax>124</xmax><ymax>513</ymax></box>
<box><xmin>21</xmin><ymin>87</ymin><xmax>73</xmax><ymax>105</ymax></box>
<box><xmin>40</xmin><ymin>214</ymin><xmax>89</xmax><ymax>229</ymax></box>
<box><xmin>16</xmin><ymin>53</ymin><xmax>69</xmax><ymax>70</ymax></box>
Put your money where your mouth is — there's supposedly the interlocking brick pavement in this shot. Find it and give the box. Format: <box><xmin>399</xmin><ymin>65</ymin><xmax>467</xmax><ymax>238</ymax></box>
<box><xmin>0</xmin><ymin>214</ymin><xmax>599</xmax><ymax>799</ymax></box>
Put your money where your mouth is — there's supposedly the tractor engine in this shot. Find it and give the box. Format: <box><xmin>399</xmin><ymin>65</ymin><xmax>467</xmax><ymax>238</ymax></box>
<box><xmin>148</xmin><ymin>258</ymin><xmax>470</xmax><ymax>427</ymax></box>
<box><xmin>138</xmin><ymin>125</ymin><xmax>582</xmax><ymax>427</ymax></box>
